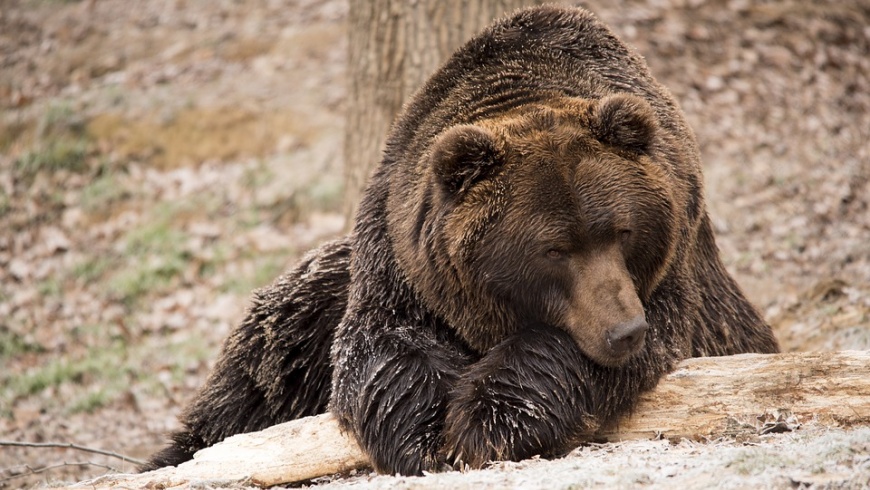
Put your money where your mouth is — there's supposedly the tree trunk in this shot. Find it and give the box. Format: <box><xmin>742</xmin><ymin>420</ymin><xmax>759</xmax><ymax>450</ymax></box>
<box><xmin>342</xmin><ymin>0</ymin><xmax>545</xmax><ymax>229</ymax></box>
<box><xmin>73</xmin><ymin>351</ymin><xmax>870</xmax><ymax>489</ymax></box>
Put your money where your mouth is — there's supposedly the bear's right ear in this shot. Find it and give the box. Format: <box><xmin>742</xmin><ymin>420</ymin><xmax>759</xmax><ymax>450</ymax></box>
<box><xmin>431</xmin><ymin>125</ymin><xmax>504</xmax><ymax>195</ymax></box>
<box><xmin>588</xmin><ymin>93</ymin><xmax>659</xmax><ymax>155</ymax></box>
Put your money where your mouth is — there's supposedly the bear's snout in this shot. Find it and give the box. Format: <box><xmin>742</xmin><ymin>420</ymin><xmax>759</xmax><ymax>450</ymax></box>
<box><xmin>605</xmin><ymin>314</ymin><xmax>648</xmax><ymax>358</ymax></box>
<box><xmin>559</xmin><ymin>243</ymin><xmax>648</xmax><ymax>367</ymax></box>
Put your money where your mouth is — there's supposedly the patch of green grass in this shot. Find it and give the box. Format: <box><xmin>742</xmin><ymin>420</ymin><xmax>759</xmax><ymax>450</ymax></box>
<box><xmin>36</xmin><ymin>278</ymin><xmax>62</xmax><ymax>298</ymax></box>
<box><xmin>241</xmin><ymin>159</ymin><xmax>275</xmax><ymax>191</ymax></box>
<box><xmin>14</xmin><ymin>101</ymin><xmax>91</xmax><ymax>180</ymax></box>
<box><xmin>195</xmin><ymin>242</ymin><xmax>229</xmax><ymax>279</ymax></box>
<box><xmin>37</xmin><ymin>101</ymin><xmax>85</xmax><ymax>137</ymax></box>
<box><xmin>0</xmin><ymin>328</ymin><xmax>44</xmax><ymax>360</ymax></box>
<box><xmin>1</xmin><ymin>319</ymin><xmax>214</xmax><ymax>419</ymax></box>
<box><xmin>98</xmin><ymin>193</ymin><xmax>228</xmax><ymax>306</ymax></box>
<box><xmin>67</xmin><ymin>322</ymin><xmax>126</xmax><ymax>345</ymax></box>
<box><xmin>8</xmin><ymin>356</ymin><xmax>92</xmax><ymax>398</ymax></box>
<box><xmin>14</xmin><ymin>138</ymin><xmax>90</xmax><ymax>178</ymax></box>
<box><xmin>104</xmin><ymin>201</ymin><xmax>201</xmax><ymax>306</ymax></box>
<box><xmin>108</xmin><ymin>252</ymin><xmax>190</xmax><ymax>306</ymax></box>
<box><xmin>80</xmin><ymin>171</ymin><xmax>130</xmax><ymax>213</ymax></box>
<box><xmin>2</xmin><ymin>336</ymin><xmax>133</xmax><ymax>412</ymax></box>
<box><xmin>123</xmin><ymin>210</ymin><xmax>187</xmax><ymax>255</ymax></box>
<box><xmin>71</xmin><ymin>256</ymin><xmax>114</xmax><ymax>284</ymax></box>
<box><xmin>69</xmin><ymin>388</ymin><xmax>112</xmax><ymax>414</ymax></box>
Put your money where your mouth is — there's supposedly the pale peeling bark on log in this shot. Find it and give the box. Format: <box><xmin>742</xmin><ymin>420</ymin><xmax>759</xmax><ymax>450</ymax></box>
<box><xmin>70</xmin><ymin>414</ymin><xmax>367</xmax><ymax>489</ymax></box>
<box><xmin>596</xmin><ymin>351</ymin><xmax>870</xmax><ymax>442</ymax></box>
<box><xmin>72</xmin><ymin>351</ymin><xmax>870</xmax><ymax>489</ymax></box>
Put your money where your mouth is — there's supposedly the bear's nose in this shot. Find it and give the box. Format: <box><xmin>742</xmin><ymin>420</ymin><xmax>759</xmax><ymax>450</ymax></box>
<box><xmin>606</xmin><ymin>315</ymin><xmax>649</xmax><ymax>358</ymax></box>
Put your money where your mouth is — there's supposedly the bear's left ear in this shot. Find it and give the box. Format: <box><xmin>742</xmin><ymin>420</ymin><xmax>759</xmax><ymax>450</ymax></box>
<box><xmin>589</xmin><ymin>94</ymin><xmax>659</xmax><ymax>155</ymax></box>
<box><xmin>431</xmin><ymin>125</ymin><xmax>504</xmax><ymax>195</ymax></box>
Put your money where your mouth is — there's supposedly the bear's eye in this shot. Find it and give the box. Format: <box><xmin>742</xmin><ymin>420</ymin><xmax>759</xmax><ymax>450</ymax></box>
<box><xmin>619</xmin><ymin>230</ymin><xmax>632</xmax><ymax>244</ymax></box>
<box><xmin>546</xmin><ymin>249</ymin><xmax>565</xmax><ymax>260</ymax></box>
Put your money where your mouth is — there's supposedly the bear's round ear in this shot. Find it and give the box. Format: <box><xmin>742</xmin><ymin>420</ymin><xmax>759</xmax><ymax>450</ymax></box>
<box><xmin>589</xmin><ymin>94</ymin><xmax>659</xmax><ymax>155</ymax></box>
<box><xmin>431</xmin><ymin>125</ymin><xmax>503</xmax><ymax>195</ymax></box>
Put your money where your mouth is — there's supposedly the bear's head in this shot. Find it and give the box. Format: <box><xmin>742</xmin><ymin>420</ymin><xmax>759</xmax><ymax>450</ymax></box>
<box><xmin>390</xmin><ymin>94</ymin><xmax>680</xmax><ymax>367</ymax></box>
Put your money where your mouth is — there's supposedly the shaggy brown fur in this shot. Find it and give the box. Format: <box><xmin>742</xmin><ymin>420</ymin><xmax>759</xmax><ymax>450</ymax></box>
<box><xmin>145</xmin><ymin>5</ymin><xmax>778</xmax><ymax>475</ymax></box>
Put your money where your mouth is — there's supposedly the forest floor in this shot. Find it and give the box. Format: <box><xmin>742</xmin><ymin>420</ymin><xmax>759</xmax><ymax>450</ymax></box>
<box><xmin>1</xmin><ymin>0</ymin><xmax>868</xmax><ymax>488</ymax></box>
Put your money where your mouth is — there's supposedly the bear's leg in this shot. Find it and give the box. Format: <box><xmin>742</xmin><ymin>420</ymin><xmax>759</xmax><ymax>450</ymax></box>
<box><xmin>691</xmin><ymin>216</ymin><xmax>780</xmax><ymax>356</ymax></box>
<box><xmin>442</xmin><ymin>324</ymin><xmax>601</xmax><ymax>469</ymax></box>
<box><xmin>330</xmin><ymin>319</ymin><xmax>471</xmax><ymax>476</ymax></box>
<box><xmin>142</xmin><ymin>238</ymin><xmax>351</xmax><ymax>471</ymax></box>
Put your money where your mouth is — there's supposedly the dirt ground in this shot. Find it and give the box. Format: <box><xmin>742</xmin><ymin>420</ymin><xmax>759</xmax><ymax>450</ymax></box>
<box><xmin>1</xmin><ymin>0</ymin><xmax>868</xmax><ymax>488</ymax></box>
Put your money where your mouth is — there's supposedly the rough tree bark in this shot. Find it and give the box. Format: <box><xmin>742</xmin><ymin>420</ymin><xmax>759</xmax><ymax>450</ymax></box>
<box><xmin>73</xmin><ymin>351</ymin><xmax>870</xmax><ymax>489</ymax></box>
<box><xmin>342</xmin><ymin>0</ymin><xmax>545</xmax><ymax>228</ymax></box>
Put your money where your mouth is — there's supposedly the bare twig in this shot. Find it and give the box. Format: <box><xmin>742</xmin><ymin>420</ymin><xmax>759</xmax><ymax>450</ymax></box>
<box><xmin>0</xmin><ymin>461</ymin><xmax>119</xmax><ymax>483</ymax></box>
<box><xmin>0</xmin><ymin>441</ymin><xmax>146</xmax><ymax>465</ymax></box>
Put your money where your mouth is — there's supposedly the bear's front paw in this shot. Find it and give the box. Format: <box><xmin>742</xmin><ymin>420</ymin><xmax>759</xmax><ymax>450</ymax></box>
<box><xmin>441</xmin><ymin>326</ymin><xmax>591</xmax><ymax>468</ymax></box>
<box><xmin>442</xmin><ymin>376</ymin><xmax>550</xmax><ymax>469</ymax></box>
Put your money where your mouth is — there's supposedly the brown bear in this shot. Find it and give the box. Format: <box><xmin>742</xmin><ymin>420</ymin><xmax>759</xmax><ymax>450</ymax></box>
<box><xmin>144</xmin><ymin>5</ymin><xmax>779</xmax><ymax>475</ymax></box>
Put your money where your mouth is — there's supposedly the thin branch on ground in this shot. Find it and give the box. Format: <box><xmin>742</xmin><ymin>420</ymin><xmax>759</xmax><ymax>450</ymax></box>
<box><xmin>0</xmin><ymin>441</ymin><xmax>146</xmax><ymax>465</ymax></box>
<box><xmin>0</xmin><ymin>461</ymin><xmax>119</xmax><ymax>483</ymax></box>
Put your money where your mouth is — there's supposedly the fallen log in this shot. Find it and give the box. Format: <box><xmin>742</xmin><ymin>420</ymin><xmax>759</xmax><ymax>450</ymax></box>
<box><xmin>73</xmin><ymin>351</ymin><xmax>870</xmax><ymax>489</ymax></box>
<box><xmin>596</xmin><ymin>350</ymin><xmax>870</xmax><ymax>442</ymax></box>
